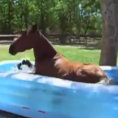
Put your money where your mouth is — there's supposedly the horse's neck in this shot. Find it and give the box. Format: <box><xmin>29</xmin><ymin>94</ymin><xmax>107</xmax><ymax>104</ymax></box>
<box><xmin>33</xmin><ymin>32</ymin><xmax>57</xmax><ymax>62</ymax></box>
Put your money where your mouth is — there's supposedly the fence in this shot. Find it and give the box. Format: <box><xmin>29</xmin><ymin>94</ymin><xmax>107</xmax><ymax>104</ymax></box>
<box><xmin>0</xmin><ymin>34</ymin><xmax>102</xmax><ymax>46</ymax></box>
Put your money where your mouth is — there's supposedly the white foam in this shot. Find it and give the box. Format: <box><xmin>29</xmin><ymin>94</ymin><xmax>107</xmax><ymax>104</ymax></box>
<box><xmin>11</xmin><ymin>73</ymin><xmax>39</xmax><ymax>81</ymax></box>
<box><xmin>101</xmin><ymin>66</ymin><xmax>118</xmax><ymax>70</ymax></box>
<box><xmin>17</xmin><ymin>64</ymin><xmax>35</xmax><ymax>73</ymax></box>
<box><xmin>37</xmin><ymin>77</ymin><xmax>73</xmax><ymax>88</ymax></box>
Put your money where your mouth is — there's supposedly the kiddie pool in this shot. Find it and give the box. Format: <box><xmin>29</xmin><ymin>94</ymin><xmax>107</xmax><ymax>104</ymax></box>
<box><xmin>0</xmin><ymin>61</ymin><xmax>118</xmax><ymax>118</ymax></box>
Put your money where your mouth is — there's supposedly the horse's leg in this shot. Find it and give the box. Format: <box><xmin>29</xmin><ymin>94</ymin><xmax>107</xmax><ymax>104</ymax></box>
<box><xmin>22</xmin><ymin>59</ymin><xmax>33</xmax><ymax>68</ymax></box>
<box><xmin>17</xmin><ymin>59</ymin><xmax>33</xmax><ymax>69</ymax></box>
<box><xmin>17</xmin><ymin>59</ymin><xmax>35</xmax><ymax>73</ymax></box>
<box><xmin>76</xmin><ymin>68</ymin><xmax>109</xmax><ymax>84</ymax></box>
<box><xmin>17</xmin><ymin>63</ymin><xmax>22</xmax><ymax>70</ymax></box>
<box><xmin>62</xmin><ymin>69</ymin><xmax>107</xmax><ymax>83</ymax></box>
<box><xmin>62</xmin><ymin>72</ymin><xmax>76</xmax><ymax>81</ymax></box>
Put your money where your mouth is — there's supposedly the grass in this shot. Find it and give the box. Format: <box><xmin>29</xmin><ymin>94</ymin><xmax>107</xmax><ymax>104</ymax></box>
<box><xmin>55</xmin><ymin>45</ymin><xmax>100</xmax><ymax>64</ymax></box>
<box><xmin>0</xmin><ymin>45</ymin><xmax>34</xmax><ymax>61</ymax></box>
<box><xmin>0</xmin><ymin>45</ymin><xmax>101</xmax><ymax>65</ymax></box>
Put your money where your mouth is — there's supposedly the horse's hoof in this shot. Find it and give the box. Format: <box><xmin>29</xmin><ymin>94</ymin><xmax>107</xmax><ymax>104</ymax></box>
<box><xmin>21</xmin><ymin>60</ymin><xmax>32</xmax><ymax>68</ymax></box>
<box><xmin>25</xmin><ymin>60</ymin><xmax>32</xmax><ymax>67</ymax></box>
<box><xmin>17</xmin><ymin>63</ymin><xmax>22</xmax><ymax>70</ymax></box>
<box><xmin>22</xmin><ymin>60</ymin><xmax>27</xmax><ymax>64</ymax></box>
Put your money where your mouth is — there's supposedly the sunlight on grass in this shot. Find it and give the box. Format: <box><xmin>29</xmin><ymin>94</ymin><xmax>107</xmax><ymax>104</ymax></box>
<box><xmin>55</xmin><ymin>45</ymin><xmax>101</xmax><ymax>64</ymax></box>
<box><xmin>0</xmin><ymin>45</ymin><xmax>34</xmax><ymax>61</ymax></box>
<box><xmin>0</xmin><ymin>45</ymin><xmax>101</xmax><ymax>65</ymax></box>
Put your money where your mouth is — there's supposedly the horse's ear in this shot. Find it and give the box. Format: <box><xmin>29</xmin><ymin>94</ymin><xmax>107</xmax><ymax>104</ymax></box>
<box><xmin>31</xmin><ymin>24</ymin><xmax>38</xmax><ymax>32</ymax></box>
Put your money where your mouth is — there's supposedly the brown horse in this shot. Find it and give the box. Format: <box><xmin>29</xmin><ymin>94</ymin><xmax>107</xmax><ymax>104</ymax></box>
<box><xmin>9</xmin><ymin>25</ymin><xmax>109</xmax><ymax>84</ymax></box>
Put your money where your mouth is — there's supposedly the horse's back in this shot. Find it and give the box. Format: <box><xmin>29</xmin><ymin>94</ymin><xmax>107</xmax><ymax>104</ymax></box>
<box><xmin>72</xmin><ymin>63</ymin><xmax>108</xmax><ymax>83</ymax></box>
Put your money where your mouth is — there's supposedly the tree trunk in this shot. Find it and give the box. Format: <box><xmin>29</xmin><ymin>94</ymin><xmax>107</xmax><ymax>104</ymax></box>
<box><xmin>99</xmin><ymin>0</ymin><xmax>118</xmax><ymax>66</ymax></box>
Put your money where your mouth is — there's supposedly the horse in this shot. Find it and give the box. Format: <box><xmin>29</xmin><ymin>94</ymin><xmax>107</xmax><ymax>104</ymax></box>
<box><xmin>9</xmin><ymin>25</ymin><xmax>109</xmax><ymax>84</ymax></box>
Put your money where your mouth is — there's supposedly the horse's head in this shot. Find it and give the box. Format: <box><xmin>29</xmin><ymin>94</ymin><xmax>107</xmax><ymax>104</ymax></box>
<box><xmin>9</xmin><ymin>25</ymin><xmax>39</xmax><ymax>55</ymax></box>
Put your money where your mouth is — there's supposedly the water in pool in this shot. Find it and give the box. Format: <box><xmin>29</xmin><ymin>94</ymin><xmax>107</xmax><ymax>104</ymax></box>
<box><xmin>0</xmin><ymin>61</ymin><xmax>118</xmax><ymax>118</ymax></box>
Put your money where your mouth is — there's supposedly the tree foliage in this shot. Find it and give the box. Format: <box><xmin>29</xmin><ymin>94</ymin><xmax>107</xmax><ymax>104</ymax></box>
<box><xmin>0</xmin><ymin>0</ymin><xmax>102</xmax><ymax>36</ymax></box>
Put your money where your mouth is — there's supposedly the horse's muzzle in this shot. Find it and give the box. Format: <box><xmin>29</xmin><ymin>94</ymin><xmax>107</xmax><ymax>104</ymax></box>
<box><xmin>9</xmin><ymin>45</ymin><xmax>17</xmax><ymax>55</ymax></box>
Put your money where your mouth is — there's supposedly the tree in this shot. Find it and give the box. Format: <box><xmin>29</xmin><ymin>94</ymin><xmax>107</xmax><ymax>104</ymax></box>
<box><xmin>14</xmin><ymin>0</ymin><xmax>31</xmax><ymax>30</ymax></box>
<box><xmin>0</xmin><ymin>0</ymin><xmax>14</xmax><ymax>33</ymax></box>
<box><xmin>56</xmin><ymin>0</ymin><xmax>80</xmax><ymax>44</ymax></box>
<box><xmin>0</xmin><ymin>0</ymin><xmax>103</xmax><ymax>37</ymax></box>
<box><xmin>99</xmin><ymin>0</ymin><xmax>118</xmax><ymax>66</ymax></box>
<box><xmin>35</xmin><ymin>0</ymin><xmax>56</xmax><ymax>34</ymax></box>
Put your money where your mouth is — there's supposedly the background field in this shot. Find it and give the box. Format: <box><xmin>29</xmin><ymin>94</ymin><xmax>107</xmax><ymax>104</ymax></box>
<box><xmin>0</xmin><ymin>45</ymin><xmax>101</xmax><ymax>65</ymax></box>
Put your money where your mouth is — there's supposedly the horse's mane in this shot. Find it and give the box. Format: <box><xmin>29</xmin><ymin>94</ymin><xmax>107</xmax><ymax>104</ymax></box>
<box><xmin>33</xmin><ymin>30</ymin><xmax>57</xmax><ymax>61</ymax></box>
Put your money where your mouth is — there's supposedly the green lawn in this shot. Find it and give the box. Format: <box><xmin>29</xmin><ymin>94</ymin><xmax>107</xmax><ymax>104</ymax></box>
<box><xmin>0</xmin><ymin>45</ymin><xmax>101</xmax><ymax>65</ymax></box>
<box><xmin>56</xmin><ymin>45</ymin><xmax>101</xmax><ymax>64</ymax></box>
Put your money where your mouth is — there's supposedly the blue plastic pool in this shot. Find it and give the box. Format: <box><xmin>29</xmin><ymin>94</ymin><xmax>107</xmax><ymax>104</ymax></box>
<box><xmin>0</xmin><ymin>61</ymin><xmax>118</xmax><ymax>118</ymax></box>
